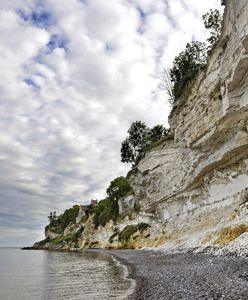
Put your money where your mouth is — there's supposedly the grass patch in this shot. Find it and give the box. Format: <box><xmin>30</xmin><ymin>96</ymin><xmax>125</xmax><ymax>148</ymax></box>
<box><xmin>215</xmin><ymin>224</ymin><xmax>248</xmax><ymax>245</ymax></box>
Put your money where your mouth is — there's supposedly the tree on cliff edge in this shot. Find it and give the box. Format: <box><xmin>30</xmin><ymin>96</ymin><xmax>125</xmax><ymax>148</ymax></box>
<box><xmin>121</xmin><ymin>121</ymin><xmax>168</xmax><ymax>167</ymax></box>
<box><xmin>203</xmin><ymin>9</ymin><xmax>223</xmax><ymax>49</ymax></box>
<box><xmin>121</xmin><ymin>121</ymin><xmax>148</xmax><ymax>167</ymax></box>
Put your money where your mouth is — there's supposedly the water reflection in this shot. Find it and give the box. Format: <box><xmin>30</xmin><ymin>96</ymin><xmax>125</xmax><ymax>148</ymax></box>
<box><xmin>0</xmin><ymin>248</ymin><xmax>132</xmax><ymax>300</ymax></box>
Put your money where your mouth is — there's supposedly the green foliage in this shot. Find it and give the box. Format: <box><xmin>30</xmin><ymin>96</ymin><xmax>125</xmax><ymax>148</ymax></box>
<box><xmin>81</xmin><ymin>215</ymin><xmax>88</xmax><ymax>223</ymax></box>
<box><xmin>170</xmin><ymin>41</ymin><xmax>207</xmax><ymax>100</ymax></box>
<box><xmin>92</xmin><ymin>177</ymin><xmax>132</xmax><ymax>228</ymax></box>
<box><xmin>118</xmin><ymin>223</ymin><xmax>150</xmax><ymax>242</ymax></box>
<box><xmin>118</xmin><ymin>225</ymin><xmax>138</xmax><ymax>242</ymax></box>
<box><xmin>75</xmin><ymin>226</ymin><xmax>84</xmax><ymax>239</ymax></box>
<box><xmin>51</xmin><ymin>233</ymin><xmax>78</xmax><ymax>245</ymax></box>
<box><xmin>121</xmin><ymin>121</ymin><xmax>148</xmax><ymax>166</ymax></box>
<box><xmin>203</xmin><ymin>9</ymin><xmax>223</xmax><ymax>49</ymax></box>
<box><xmin>108</xmin><ymin>231</ymin><xmax>119</xmax><ymax>243</ymax></box>
<box><xmin>121</xmin><ymin>121</ymin><xmax>168</xmax><ymax>166</ymax></box>
<box><xmin>137</xmin><ymin>222</ymin><xmax>150</xmax><ymax>232</ymax></box>
<box><xmin>106</xmin><ymin>176</ymin><xmax>132</xmax><ymax>201</ymax></box>
<box><xmin>93</xmin><ymin>198</ymin><xmax>119</xmax><ymax>228</ymax></box>
<box><xmin>48</xmin><ymin>205</ymin><xmax>79</xmax><ymax>233</ymax></box>
<box><xmin>148</xmin><ymin>125</ymin><xmax>168</xmax><ymax>144</ymax></box>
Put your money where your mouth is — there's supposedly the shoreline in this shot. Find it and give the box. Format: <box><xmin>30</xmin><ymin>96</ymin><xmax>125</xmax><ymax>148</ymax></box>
<box><xmin>21</xmin><ymin>247</ymin><xmax>248</xmax><ymax>299</ymax></box>
<box><xmin>96</xmin><ymin>249</ymin><xmax>248</xmax><ymax>300</ymax></box>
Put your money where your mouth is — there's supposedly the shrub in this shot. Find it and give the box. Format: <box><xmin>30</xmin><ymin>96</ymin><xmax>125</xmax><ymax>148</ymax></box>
<box><xmin>170</xmin><ymin>41</ymin><xmax>207</xmax><ymax>100</ymax></box>
<box><xmin>118</xmin><ymin>223</ymin><xmax>150</xmax><ymax>242</ymax></box>
<box><xmin>108</xmin><ymin>231</ymin><xmax>119</xmax><ymax>243</ymax></box>
<box><xmin>51</xmin><ymin>234</ymin><xmax>78</xmax><ymax>245</ymax></box>
<box><xmin>92</xmin><ymin>176</ymin><xmax>132</xmax><ymax>228</ymax></box>
<box><xmin>93</xmin><ymin>198</ymin><xmax>119</xmax><ymax>228</ymax></box>
<box><xmin>75</xmin><ymin>226</ymin><xmax>84</xmax><ymax>239</ymax></box>
<box><xmin>106</xmin><ymin>176</ymin><xmax>132</xmax><ymax>201</ymax></box>
<box><xmin>202</xmin><ymin>9</ymin><xmax>223</xmax><ymax>50</ymax></box>
<box><xmin>47</xmin><ymin>205</ymin><xmax>80</xmax><ymax>233</ymax></box>
<box><xmin>121</xmin><ymin>121</ymin><xmax>168</xmax><ymax>167</ymax></box>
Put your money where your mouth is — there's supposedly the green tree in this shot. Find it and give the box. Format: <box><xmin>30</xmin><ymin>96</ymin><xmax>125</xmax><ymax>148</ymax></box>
<box><xmin>121</xmin><ymin>121</ymin><xmax>148</xmax><ymax>166</ymax></box>
<box><xmin>170</xmin><ymin>41</ymin><xmax>207</xmax><ymax>100</ymax></box>
<box><xmin>92</xmin><ymin>177</ymin><xmax>131</xmax><ymax>228</ymax></box>
<box><xmin>202</xmin><ymin>9</ymin><xmax>223</xmax><ymax>49</ymax></box>
<box><xmin>121</xmin><ymin>121</ymin><xmax>168</xmax><ymax>166</ymax></box>
<box><xmin>106</xmin><ymin>176</ymin><xmax>131</xmax><ymax>200</ymax></box>
<box><xmin>148</xmin><ymin>125</ymin><xmax>168</xmax><ymax>143</ymax></box>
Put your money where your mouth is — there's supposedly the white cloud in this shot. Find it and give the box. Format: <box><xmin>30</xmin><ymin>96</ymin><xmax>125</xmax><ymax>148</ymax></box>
<box><xmin>0</xmin><ymin>0</ymin><xmax>223</xmax><ymax>246</ymax></box>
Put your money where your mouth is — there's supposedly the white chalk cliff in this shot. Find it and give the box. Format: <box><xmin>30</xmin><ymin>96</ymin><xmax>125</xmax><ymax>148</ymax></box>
<box><xmin>128</xmin><ymin>0</ymin><xmax>248</xmax><ymax>254</ymax></box>
<box><xmin>34</xmin><ymin>0</ymin><xmax>248</xmax><ymax>255</ymax></box>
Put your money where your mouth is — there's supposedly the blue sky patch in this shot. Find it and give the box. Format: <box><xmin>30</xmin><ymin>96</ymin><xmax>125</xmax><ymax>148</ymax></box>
<box><xmin>47</xmin><ymin>34</ymin><xmax>69</xmax><ymax>52</ymax></box>
<box><xmin>17</xmin><ymin>9</ymin><xmax>53</xmax><ymax>28</ymax></box>
<box><xmin>30</xmin><ymin>11</ymin><xmax>52</xmax><ymax>27</ymax></box>
<box><xmin>24</xmin><ymin>78</ymin><xmax>40</xmax><ymax>91</ymax></box>
<box><xmin>137</xmin><ymin>6</ymin><xmax>146</xmax><ymax>20</ymax></box>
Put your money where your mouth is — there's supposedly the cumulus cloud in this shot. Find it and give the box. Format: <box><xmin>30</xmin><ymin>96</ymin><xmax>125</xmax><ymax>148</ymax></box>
<box><xmin>0</xmin><ymin>0</ymin><xmax>222</xmax><ymax>246</ymax></box>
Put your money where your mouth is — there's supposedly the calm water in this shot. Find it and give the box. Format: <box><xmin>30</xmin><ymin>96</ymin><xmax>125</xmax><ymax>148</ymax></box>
<box><xmin>0</xmin><ymin>248</ymin><xmax>134</xmax><ymax>300</ymax></box>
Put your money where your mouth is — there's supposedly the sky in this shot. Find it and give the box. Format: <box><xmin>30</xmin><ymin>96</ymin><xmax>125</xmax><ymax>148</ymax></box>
<box><xmin>0</xmin><ymin>0</ymin><xmax>222</xmax><ymax>247</ymax></box>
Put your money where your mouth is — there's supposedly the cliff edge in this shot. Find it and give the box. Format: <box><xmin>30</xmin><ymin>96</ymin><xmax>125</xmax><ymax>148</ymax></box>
<box><xmin>34</xmin><ymin>0</ymin><xmax>248</xmax><ymax>256</ymax></box>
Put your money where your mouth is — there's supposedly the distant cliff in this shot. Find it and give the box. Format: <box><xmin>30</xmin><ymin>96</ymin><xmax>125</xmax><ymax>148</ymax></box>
<box><xmin>34</xmin><ymin>0</ymin><xmax>248</xmax><ymax>256</ymax></box>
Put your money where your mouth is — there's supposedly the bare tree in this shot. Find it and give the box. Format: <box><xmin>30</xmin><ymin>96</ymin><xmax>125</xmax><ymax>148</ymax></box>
<box><xmin>159</xmin><ymin>68</ymin><xmax>175</xmax><ymax>105</ymax></box>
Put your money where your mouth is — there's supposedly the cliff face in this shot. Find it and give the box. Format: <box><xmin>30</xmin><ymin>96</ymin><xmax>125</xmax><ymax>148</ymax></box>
<box><xmin>34</xmin><ymin>0</ymin><xmax>248</xmax><ymax>254</ymax></box>
<box><xmin>128</xmin><ymin>0</ymin><xmax>248</xmax><ymax>253</ymax></box>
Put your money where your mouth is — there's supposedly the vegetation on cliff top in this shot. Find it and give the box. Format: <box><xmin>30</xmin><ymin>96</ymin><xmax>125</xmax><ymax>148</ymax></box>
<box><xmin>46</xmin><ymin>205</ymin><xmax>79</xmax><ymax>234</ymax></box>
<box><xmin>163</xmin><ymin>8</ymin><xmax>223</xmax><ymax>104</ymax></box>
<box><xmin>121</xmin><ymin>121</ymin><xmax>169</xmax><ymax>167</ymax></box>
<box><xmin>40</xmin><ymin>3</ymin><xmax>226</xmax><ymax>250</ymax></box>
<box><xmin>91</xmin><ymin>176</ymin><xmax>132</xmax><ymax>228</ymax></box>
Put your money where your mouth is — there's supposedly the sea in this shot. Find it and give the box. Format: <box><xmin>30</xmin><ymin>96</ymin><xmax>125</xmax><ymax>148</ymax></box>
<box><xmin>0</xmin><ymin>248</ymin><xmax>134</xmax><ymax>300</ymax></box>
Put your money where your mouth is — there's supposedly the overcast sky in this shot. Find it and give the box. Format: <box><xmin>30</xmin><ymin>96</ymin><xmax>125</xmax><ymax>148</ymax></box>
<box><xmin>0</xmin><ymin>0</ymin><xmax>222</xmax><ymax>246</ymax></box>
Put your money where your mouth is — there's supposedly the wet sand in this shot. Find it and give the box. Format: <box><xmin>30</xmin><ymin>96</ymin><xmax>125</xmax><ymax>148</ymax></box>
<box><xmin>99</xmin><ymin>249</ymin><xmax>248</xmax><ymax>300</ymax></box>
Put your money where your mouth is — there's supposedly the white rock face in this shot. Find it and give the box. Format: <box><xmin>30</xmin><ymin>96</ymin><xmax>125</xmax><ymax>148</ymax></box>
<box><xmin>129</xmin><ymin>0</ymin><xmax>248</xmax><ymax>251</ymax></box>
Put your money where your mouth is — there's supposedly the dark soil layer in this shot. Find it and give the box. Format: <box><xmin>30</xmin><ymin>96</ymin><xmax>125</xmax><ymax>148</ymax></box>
<box><xmin>100</xmin><ymin>250</ymin><xmax>248</xmax><ymax>300</ymax></box>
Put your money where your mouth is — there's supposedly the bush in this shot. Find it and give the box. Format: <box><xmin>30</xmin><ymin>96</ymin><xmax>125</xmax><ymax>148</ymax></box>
<box><xmin>108</xmin><ymin>231</ymin><xmax>119</xmax><ymax>243</ymax></box>
<box><xmin>203</xmin><ymin>9</ymin><xmax>223</xmax><ymax>50</ymax></box>
<box><xmin>75</xmin><ymin>226</ymin><xmax>84</xmax><ymax>239</ymax></box>
<box><xmin>121</xmin><ymin>121</ymin><xmax>168</xmax><ymax>167</ymax></box>
<box><xmin>170</xmin><ymin>41</ymin><xmax>207</xmax><ymax>100</ymax></box>
<box><xmin>93</xmin><ymin>198</ymin><xmax>119</xmax><ymax>228</ymax></box>
<box><xmin>48</xmin><ymin>205</ymin><xmax>80</xmax><ymax>233</ymax></box>
<box><xmin>107</xmin><ymin>176</ymin><xmax>132</xmax><ymax>201</ymax></box>
<box><xmin>92</xmin><ymin>176</ymin><xmax>132</xmax><ymax>228</ymax></box>
<box><xmin>118</xmin><ymin>223</ymin><xmax>150</xmax><ymax>242</ymax></box>
<box><xmin>51</xmin><ymin>234</ymin><xmax>78</xmax><ymax>245</ymax></box>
